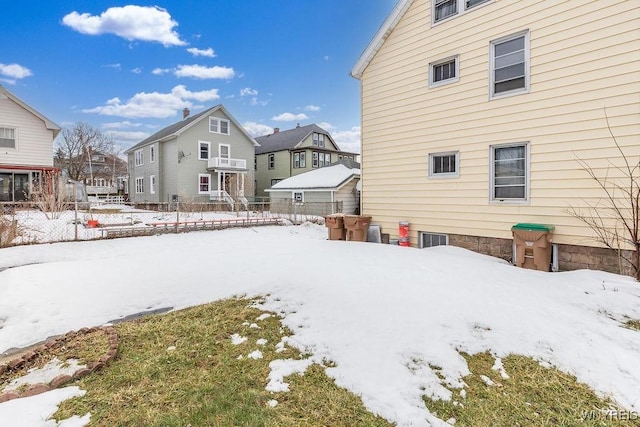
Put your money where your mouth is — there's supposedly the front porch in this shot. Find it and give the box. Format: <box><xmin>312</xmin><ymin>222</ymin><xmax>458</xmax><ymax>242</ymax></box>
<box><xmin>207</xmin><ymin>169</ymin><xmax>248</xmax><ymax>210</ymax></box>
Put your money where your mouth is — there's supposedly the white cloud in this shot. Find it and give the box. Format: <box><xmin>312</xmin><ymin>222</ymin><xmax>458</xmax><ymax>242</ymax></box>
<box><xmin>243</xmin><ymin>122</ymin><xmax>273</xmax><ymax>137</ymax></box>
<box><xmin>324</xmin><ymin>55</ymin><xmax>330</xmax><ymax>61</ymax></box>
<box><xmin>104</xmin><ymin>130</ymin><xmax>151</xmax><ymax>144</ymax></box>
<box><xmin>272</xmin><ymin>112</ymin><xmax>309</xmax><ymax>122</ymax></box>
<box><xmin>187</xmin><ymin>47</ymin><xmax>216</xmax><ymax>58</ymax></box>
<box><xmin>102</xmin><ymin>121</ymin><xmax>143</xmax><ymax>129</ymax></box>
<box><xmin>317</xmin><ymin>122</ymin><xmax>335</xmax><ymax>131</ymax></box>
<box><xmin>0</xmin><ymin>63</ymin><xmax>33</xmax><ymax>80</ymax></box>
<box><xmin>174</xmin><ymin>64</ymin><xmax>235</xmax><ymax>79</ymax></box>
<box><xmin>83</xmin><ymin>85</ymin><xmax>219</xmax><ymax>118</ymax></box>
<box><xmin>131</xmin><ymin>67</ymin><xmax>142</xmax><ymax>74</ymax></box>
<box><xmin>240</xmin><ymin>87</ymin><xmax>258</xmax><ymax>97</ymax></box>
<box><xmin>304</xmin><ymin>105</ymin><xmax>320</xmax><ymax>112</ymax></box>
<box><xmin>103</xmin><ymin>63</ymin><xmax>121</xmax><ymax>71</ymax></box>
<box><xmin>152</xmin><ymin>67</ymin><xmax>171</xmax><ymax>75</ymax></box>
<box><xmin>332</xmin><ymin>126</ymin><xmax>361</xmax><ymax>154</ymax></box>
<box><xmin>62</xmin><ymin>5</ymin><xmax>185</xmax><ymax>46</ymax></box>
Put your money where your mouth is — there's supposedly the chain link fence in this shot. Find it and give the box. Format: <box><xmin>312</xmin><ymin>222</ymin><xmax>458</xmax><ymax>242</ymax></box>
<box><xmin>0</xmin><ymin>200</ymin><xmax>340</xmax><ymax>248</ymax></box>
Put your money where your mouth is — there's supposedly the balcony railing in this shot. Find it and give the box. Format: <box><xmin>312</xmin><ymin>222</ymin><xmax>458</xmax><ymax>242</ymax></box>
<box><xmin>208</xmin><ymin>157</ymin><xmax>246</xmax><ymax>170</ymax></box>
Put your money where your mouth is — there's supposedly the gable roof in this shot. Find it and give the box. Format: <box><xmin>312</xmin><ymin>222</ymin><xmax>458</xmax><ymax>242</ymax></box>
<box><xmin>125</xmin><ymin>104</ymin><xmax>258</xmax><ymax>153</ymax></box>
<box><xmin>267</xmin><ymin>163</ymin><xmax>360</xmax><ymax>191</ymax></box>
<box><xmin>254</xmin><ymin>123</ymin><xmax>338</xmax><ymax>155</ymax></box>
<box><xmin>350</xmin><ymin>0</ymin><xmax>414</xmax><ymax>80</ymax></box>
<box><xmin>0</xmin><ymin>85</ymin><xmax>61</xmax><ymax>138</ymax></box>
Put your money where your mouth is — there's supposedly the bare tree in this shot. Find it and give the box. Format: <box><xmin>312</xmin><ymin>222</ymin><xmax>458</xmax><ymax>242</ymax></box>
<box><xmin>55</xmin><ymin>122</ymin><xmax>115</xmax><ymax>182</ymax></box>
<box><xmin>568</xmin><ymin>110</ymin><xmax>639</xmax><ymax>280</ymax></box>
<box><xmin>31</xmin><ymin>170</ymin><xmax>68</xmax><ymax>220</ymax></box>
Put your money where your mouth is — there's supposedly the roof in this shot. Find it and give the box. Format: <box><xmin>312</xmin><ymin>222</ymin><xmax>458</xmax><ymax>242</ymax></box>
<box><xmin>0</xmin><ymin>85</ymin><xmax>61</xmax><ymax>138</ymax></box>
<box><xmin>125</xmin><ymin>104</ymin><xmax>258</xmax><ymax>153</ymax></box>
<box><xmin>350</xmin><ymin>0</ymin><xmax>414</xmax><ymax>80</ymax></box>
<box><xmin>255</xmin><ymin>123</ymin><xmax>338</xmax><ymax>155</ymax></box>
<box><xmin>267</xmin><ymin>163</ymin><xmax>360</xmax><ymax>191</ymax></box>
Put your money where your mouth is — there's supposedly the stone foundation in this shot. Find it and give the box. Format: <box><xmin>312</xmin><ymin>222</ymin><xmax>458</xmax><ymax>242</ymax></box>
<box><xmin>447</xmin><ymin>233</ymin><xmax>636</xmax><ymax>277</ymax></box>
<box><xmin>448</xmin><ymin>234</ymin><xmax>513</xmax><ymax>261</ymax></box>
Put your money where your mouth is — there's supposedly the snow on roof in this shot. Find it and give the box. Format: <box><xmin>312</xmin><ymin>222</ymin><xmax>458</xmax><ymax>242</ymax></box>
<box><xmin>268</xmin><ymin>163</ymin><xmax>360</xmax><ymax>191</ymax></box>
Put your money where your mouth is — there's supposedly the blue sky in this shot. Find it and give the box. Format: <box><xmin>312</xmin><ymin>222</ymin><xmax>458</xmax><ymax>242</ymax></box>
<box><xmin>0</xmin><ymin>0</ymin><xmax>396</xmax><ymax>154</ymax></box>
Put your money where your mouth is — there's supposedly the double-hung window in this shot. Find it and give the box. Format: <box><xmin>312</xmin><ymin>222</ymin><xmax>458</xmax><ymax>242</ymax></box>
<box><xmin>150</xmin><ymin>175</ymin><xmax>156</xmax><ymax>194</ymax></box>
<box><xmin>198</xmin><ymin>174</ymin><xmax>211</xmax><ymax>194</ymax></box>
<box><xmin>134</xmin><ymin>149</ymin><xmax>144</xmax><ymax>166</ymax></box>
<box><xmin>199</xmin><ymin>141</ymin><xmax>210</xmax><ymax>160</ymax></box>
<box><xmin>0</xmin><ymin>127</ymin><xmax>16</xmax><ymax>148</ymax></box>
<box><xmin>429</xmin><ymin>152</ymin><xmax>459</xmax><ymax>178</ymax></box>
<box><xmin>135</xmin><ymin>177</ymin><xmax>144</xmax><ymax>194</ymax></box>
<box><xmin>490</xmin><ymin>31</ymin><xmax>529</xmax><ymax>98</ymax></box>
<box><xmin>429</xmin><ymin>56</ymin><xmax>459</xmax><ymax>87</ymax></box>
<box><xmin>312</xmin><ymin>152</ymin><xmax>319</xmax><ymax>168</ymax></box>
<box><xmin>490</xmin><ymin>143</ymin><xmax>529</xmax><ymax>202</ymax></box>
<box><xmin>293</xmin><ymin>152</ymin><xmax>306</xmax><ymax>168</ymax></box>
<box><xmin>433</xmin><ymin>0</ymin><xmax>490</xmax><ymax>24</ymax></box>
<box><xmin>268</xmin><ymin>153</ymin><xmax>275</xmax><ymax>170</ymax></box>
<box><xmin>293</xmin><ymin>192</ymin><xmax>304</xmax><ymax>203</ymax></box>
<box><xmin>150</xmin><ymin>145</ymin><xmax>156</xmax><ymax>163</ymax></box>
<box><xmin>209</xmin><ymin>117</ymin><xmax>230</xmax><ymax>135</ymax></box>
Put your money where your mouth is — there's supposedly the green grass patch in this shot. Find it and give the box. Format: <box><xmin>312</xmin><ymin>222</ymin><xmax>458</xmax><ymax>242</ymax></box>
<box><xmin>54</xmin><ymin>297</ymin><xmax>391</xmax><ymax>426</ymax></box>
<box><xmin>423</xmin><ymin>352</ymin><xmax>635</xmax><ymax>426</ymax></box>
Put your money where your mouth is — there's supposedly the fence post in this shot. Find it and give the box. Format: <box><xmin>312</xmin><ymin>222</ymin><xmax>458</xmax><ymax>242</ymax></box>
<box><xmin>175</xmin><ymin>201</ymin><xmax>180</xmax><ymax>234</ymax></box>
<box><xmin>74</xmin><ymin>200</ymin><xmax>78</xmax><ymax>241</ymax></box>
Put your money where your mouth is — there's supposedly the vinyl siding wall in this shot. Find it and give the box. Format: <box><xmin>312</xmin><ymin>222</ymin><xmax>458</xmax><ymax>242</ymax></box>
<box><xmin>256</xmin><ymin>151</ymin><xmax>291</xmax><ymax>197</ymax></box>
<box><xmin>176</xmin><ymin>111</ymin><xmax>255</xmax><ymax>202</ymax></box>
<box><xmin>336</xmin><ymin>180</ymin><xmax>360</xmax><ymax>215</ymax></box>
<box><xmin>359</xmin><ymin>0</ymin><xmax>640</xmax><ymax>248</ymax></box>
<box><xmin>0</xmin><ymin>96</ymin><xmax>54</xmax><ymax>167</ymax></box>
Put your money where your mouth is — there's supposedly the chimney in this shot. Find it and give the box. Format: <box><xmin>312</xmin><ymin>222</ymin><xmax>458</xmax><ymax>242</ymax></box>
<box><xmin>296</xmin><ymin>123</ymin><xmax>300</xmax><ymax>128</ymax></box>
<box><xmin>183</xmin><ymin>108</ymin><xmax>190</xmax><ymax>119</ymax></box>
<box><xmin>273</xmin><ymin>127</ymin><xmax>280</xmax><ymax>134</ymax></box>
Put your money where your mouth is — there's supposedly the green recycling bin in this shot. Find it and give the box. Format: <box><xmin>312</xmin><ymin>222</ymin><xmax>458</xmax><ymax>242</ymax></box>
<box><xmin>511</xmin><ymin>223</ymin><xmax>555</xmax><ymax>271</ymax></box>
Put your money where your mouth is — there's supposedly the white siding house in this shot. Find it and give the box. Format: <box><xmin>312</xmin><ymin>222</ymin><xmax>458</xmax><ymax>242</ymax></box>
<box><xmin>0</xmin><ymin>85</ymin><xmax>60</xmax><ymax>201</ymax></box>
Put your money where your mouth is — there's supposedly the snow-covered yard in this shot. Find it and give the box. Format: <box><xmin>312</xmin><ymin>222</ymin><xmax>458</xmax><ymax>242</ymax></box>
<box><xmin>0</xmin><ymin>222</ymin><xmax>639</xmax><ymax>426</ymax></box>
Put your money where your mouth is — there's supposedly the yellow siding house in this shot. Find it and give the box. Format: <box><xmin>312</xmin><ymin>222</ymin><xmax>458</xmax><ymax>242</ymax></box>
<box><xmin>351</xmin><ymin>0</ymin><xmax>640</xmax><ymax>275</ymax></box>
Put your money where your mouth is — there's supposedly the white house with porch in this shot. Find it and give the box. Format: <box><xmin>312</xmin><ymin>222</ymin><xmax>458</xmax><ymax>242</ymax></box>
<box><xmin>125</xmin><ymin>105</ymin><xmax>257</xmax><ymax>208</ymax></box>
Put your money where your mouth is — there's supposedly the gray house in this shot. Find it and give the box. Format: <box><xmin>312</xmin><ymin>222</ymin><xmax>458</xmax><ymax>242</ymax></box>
<box><xmin>254</xmin><ymin>124</ymin><xmax>358</xmax><ymax>198</ymax></box>
<box><xmin>125</xmin><ymin>105</ymin><xmax>258</xmax><ymax>207</ymax></box>
<box><xmin>266</xmin><ymin>161</ymin><xmax>361</xmax><ymax>215</ymax></box>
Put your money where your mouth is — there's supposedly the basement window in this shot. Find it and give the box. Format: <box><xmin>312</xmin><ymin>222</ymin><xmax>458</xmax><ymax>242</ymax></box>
<box><xmin>419</xmin><ymin>232</ymin><xmax>449</xmax><ymax>248</ymax></box>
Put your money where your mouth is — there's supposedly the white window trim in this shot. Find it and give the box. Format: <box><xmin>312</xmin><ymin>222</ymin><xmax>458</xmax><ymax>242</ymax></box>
<box><xmin>135</xmin><ymin>177</ymin><xmax>144</xmax><ymax>194</ymax></box>
<box><xmin>293</xmin><ymin>191</ymin><xmax>304</xmax><ymax>203</ymax></box>
<box><xmin>198</xmin><ymin>173</ymin><xmax>211</xmax><ymax>194</ymax></box>
<box><xmin>134</xmin><ymin>149</ymin><xmax>144</xmax><ymax>167</ymax></box>
<box><xmin>432</xmin><ymin>0</ymin><xmax>492</xmax><ymax>26</ymax></box>
<box><xmin>198</xmin><ymin>141</ymin><xmax>210</xmax><ymax>161</ymax></box>
<box><xmin>218</xmin><ymin>143</ymin><xmax>231</xmax><ymax>158</ymax></box>
<box><xmin>209</xmin><ymin>117</ymin><xmax>230</xmax><ymax>135</ymax></box>
<box><xmin>489</xmin><ymin>30</ymin><xmax>530</xmax><ymax>100</ymax></box>
<box><xmin>429</xmin><ymin>55</ymin><xmax>460</xmax><ymax>88</ymax></box>
<box><xmin>150</xmin><ymin>144</ymin><xmax>156</xmax><ymax>163</ymax></box>
<box><xmin>0</xmin><ymin>126</ymin><xmax>17</xmax><ymax>150</ymax></box>
<box><xmin>489</xmin><ymin>142</ymin><xmax>530</xmax><ymax>204</ymax></box>
<box><xmin>150</xmin><ymin>175</ymin><xmax>156</xmax><ymax>194</ymax></box>
<box><xmin>429</xmin><ymin>151</ymin><xmax>460</xmax><ymax>178</ymax></box>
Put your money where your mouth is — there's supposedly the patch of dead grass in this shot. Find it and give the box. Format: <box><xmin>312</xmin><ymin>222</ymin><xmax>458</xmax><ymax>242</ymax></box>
<box><xmin>423</xmin><ymin>352</ymin><xmax>636</xmax><ymax>426</ymax></box>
